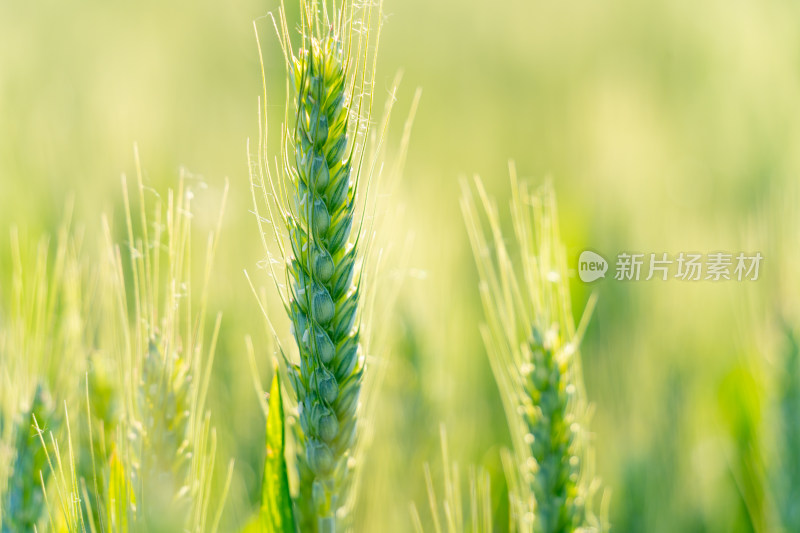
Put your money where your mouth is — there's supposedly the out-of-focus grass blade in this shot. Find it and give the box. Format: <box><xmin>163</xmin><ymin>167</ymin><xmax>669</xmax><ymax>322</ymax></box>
<box><xmin>107</xmin><ymin>444</ymin><xmax>133</xmax><ymax>532</ymax></box>
<box><xmin>260</xmin><ymin>371</ymin><xmax>296</xmax><ymax>533</ymax></box>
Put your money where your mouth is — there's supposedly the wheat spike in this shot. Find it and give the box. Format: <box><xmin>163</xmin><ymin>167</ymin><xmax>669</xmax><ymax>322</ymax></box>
<box><xmin>249</xmin><ymin>1</ymin><xmax>387</xmax><ymax>530</ymax></box>
<box><xmin>1</xmin><ymin>385</ymin><xmax>59</xmax><ymax>532</ymax></box>
<box><xmin>462</xmin><ymin>170</ymin><xmax>605</xmax><ymax>533</ymax></box>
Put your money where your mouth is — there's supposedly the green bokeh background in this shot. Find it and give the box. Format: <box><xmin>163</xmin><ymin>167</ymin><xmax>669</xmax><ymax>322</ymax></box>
<box><xmin>2</xmin><ymin>0</ymin><xmax>799</xmax><ymax>530</ymax></box>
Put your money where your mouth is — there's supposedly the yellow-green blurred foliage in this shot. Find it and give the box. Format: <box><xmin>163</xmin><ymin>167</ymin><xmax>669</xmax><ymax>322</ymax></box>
<box><xmin>2</xmin><ymin>0</ymin><xmax>799</xmax><ymax>531</ymax></box>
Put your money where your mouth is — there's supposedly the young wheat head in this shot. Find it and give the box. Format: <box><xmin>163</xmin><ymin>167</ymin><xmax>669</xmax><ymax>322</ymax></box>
<box><xmin>1</xmin><ymin>385</ymin><xmax>58</xmax><ymax>533</ymax></box>
<box><xmin>87</xmin><ymin>156</ymin><xmax>232</xmax><ymax>533</ymax></box>
<box><xmin>249</xmin><ymin>0</ymin><xmax>390</xmax><ymax>530</ymax></box>
<box><xmin>462</xmin><ymin>167</ymin><xmax>606</xmax><ymax>533</ymax></box>
<box><xmin>0</xmin><ymin>218</ymin><xmax>85</xmax><ymax>532</ymax></box>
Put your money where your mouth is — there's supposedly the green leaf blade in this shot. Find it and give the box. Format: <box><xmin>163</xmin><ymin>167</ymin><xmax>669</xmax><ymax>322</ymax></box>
<box><xmin>261</xmin><ymin>372</ymin><xmax>296</xmax><ymax>533</ymax></box>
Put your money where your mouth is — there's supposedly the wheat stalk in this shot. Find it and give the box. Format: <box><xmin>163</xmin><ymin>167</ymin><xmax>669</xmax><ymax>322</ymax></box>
<box><xmin>462</xmin><ymin>168</ymin><xmax>605</xmax><ymax>533</ymax></box>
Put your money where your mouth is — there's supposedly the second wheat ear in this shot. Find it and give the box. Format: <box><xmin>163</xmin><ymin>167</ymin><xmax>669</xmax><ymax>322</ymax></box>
<box><xmin>462</xmin><ymin>172</ymin><xmax>606</xmax><ymax>533</ymax></box>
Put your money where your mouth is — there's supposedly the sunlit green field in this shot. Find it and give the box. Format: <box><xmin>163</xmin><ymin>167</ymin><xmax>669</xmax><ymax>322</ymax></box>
<box><xmin>2</xmin><ymin>0</ymin><xmax>799</xmax><ymax>531</ymax></box>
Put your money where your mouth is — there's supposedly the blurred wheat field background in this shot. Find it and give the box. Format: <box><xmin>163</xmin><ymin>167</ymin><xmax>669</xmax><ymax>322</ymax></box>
<box><xmin>2</xmin><ymin>0</ymin><xmax>800</xmax><ymax>531</ymax></box>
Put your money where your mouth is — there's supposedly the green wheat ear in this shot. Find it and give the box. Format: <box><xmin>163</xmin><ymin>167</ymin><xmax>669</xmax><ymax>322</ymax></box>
<box><xmin>778</xmin><ymin>324</ymin><xmax>800</xmax><ymax>531</ymax></box>
<box><xmin>0</xmin><ymin>217</ymin><xmax>87</xmax><ymax>531</ymax></box>
<box><xmin>288</xmin><ymin>26</ymin><xmax>362</xmax><ymax>533</ymax></box>
<box><xmin>462</xmin><ymin>169</ymin><xmax>606</xmax><ymax>533</ymax></box>
<box><xmin>86</xmin><ymin>158</ymin><xmax>233</xmax><ymax>533</ymax></box>
<box><xmin>2</xmin><ymin>384</ymin><xmax>59</xmax><ymax>533</ymax></box>
<box><xmin>250</xmin><ymin>1</ymin><xmax>389</xmax><ymax>531</ymax></box>
<box><xmin>131</xmin><ymin>336</ymin><xmax>193</xmax><ymax>531</ymax></box>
